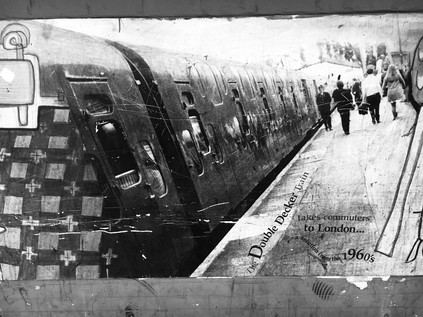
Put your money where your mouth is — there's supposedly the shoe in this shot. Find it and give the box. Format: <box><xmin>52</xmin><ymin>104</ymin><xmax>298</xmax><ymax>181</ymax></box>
<box><xmin>377</xmin><ymin>120</ymin><xmax>381</xmax><ymax>123</ymax></box>
<box><xmin>345</xmin><ymin>132</ymin><xmax>350</xmax><ymax>135</ymax></box>
<box><xmin>372</xmin><ymin>119</ymin><xmax>376</xmax><ymax>124</ymax></box>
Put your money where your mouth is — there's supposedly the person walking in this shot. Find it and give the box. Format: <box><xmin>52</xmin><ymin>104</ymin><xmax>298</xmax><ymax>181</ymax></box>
<box><xmin>382</xmin><ymin>64</ymin><xmax>406</xmax><ymax>120</ymax></box>
<box><xmin>352</xmin><ymin>78</ymin><xmax>363</xmax><ymax>111</ymax></box>
<box><xmin>332</xmin><ymin>80</ymin><xmax>355</xmax><ymax>135</ymax></box>
<box><xmin>361</xmin><ymin>65</ymin><xmax>383</xmax><ymax>124</ymax></box>
<box><xmin>316</xmin><ymin>85</ymin><xmax>332</xmax><ymax>131</ymax></box>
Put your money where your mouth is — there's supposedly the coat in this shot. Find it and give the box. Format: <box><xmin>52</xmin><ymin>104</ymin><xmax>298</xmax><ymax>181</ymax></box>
<box><xmin>332</xmin><ymin>89</ymin><xmax>354</xmax><ymax>114</ymax></box>
<box><xmin>316</xmin><ymin>92</ymin><xmax>332</xmax><ymax>116</ymax></box>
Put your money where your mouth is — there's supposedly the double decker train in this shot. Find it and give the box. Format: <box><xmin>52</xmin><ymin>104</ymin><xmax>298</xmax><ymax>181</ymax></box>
<box><xmin>0</xmin><ymin>21</ymin><xmax>324</xmax><ymax>279</ymax></box>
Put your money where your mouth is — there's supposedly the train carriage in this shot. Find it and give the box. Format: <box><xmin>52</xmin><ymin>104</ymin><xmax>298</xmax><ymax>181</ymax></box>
<box><xmin>0</xmin><ymin>21</ymin><xmax>320</xmax><ymax>279</ymax></box>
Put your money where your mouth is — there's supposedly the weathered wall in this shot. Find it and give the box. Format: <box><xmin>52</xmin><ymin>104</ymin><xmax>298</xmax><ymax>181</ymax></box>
<box><xmin>0</xmin><ymin>0</ymin><xmax>422</xmax><ymax>19</ymax></box>
<box><xmin>2</xmin><ymin>276</ymin><xmax>422</xmax><ymax>316</ymax></box>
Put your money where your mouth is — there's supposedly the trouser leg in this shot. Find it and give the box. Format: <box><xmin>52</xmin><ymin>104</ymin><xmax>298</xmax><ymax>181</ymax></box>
<box><xmin>392</xmin><ymin>102</ymin><xmax>397</xmax><ymax>119</ymax></box>
<box><xmin>323</xmin><ymin>115</ymin><xmax>331</xmax><ymax>130</ymax></box>
<box><xmin>367</xmin><ymin>93</ymin><xmax>380</xmax><ymax>124</ymax></box>
<box><xmin>368</xmin><ymin>104</ymin><xmax>376</xmax><ymax>123</ymax></box>
<box><xmin>374</xmin><ymin>94</ymin><xmax>381</xmax><ymax>122</ymax></box>
<box><xmin>341</xmin><ymin>112</ymin><xmax>350</xmax><ymax>133</ymax></box>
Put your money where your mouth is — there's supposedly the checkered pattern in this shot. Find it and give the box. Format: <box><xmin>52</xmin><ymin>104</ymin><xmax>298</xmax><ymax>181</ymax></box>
<box><xmin>0</xmin><ymin>107</ymin><xmax>105</xmax><ymax>280</ymax></box>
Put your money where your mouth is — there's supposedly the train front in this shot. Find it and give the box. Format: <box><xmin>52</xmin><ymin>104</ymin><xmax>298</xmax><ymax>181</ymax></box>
<box><xmin>0</xmin><ymin>21</ymin><xmax>196</xmax><ymax>280</ymax></box>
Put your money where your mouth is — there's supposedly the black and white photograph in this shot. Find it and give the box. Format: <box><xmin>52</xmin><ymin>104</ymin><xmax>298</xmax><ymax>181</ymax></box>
<box><xmin>1</xmin><ymin>9</ymin><xmax>423</xmax><ymax>316</ymax></box>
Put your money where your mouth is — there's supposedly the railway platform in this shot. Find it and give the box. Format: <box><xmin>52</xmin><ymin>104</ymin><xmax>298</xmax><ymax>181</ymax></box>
<box><xmin>192</xmin><ymin>98</ymin><xmax>423</xmax><ymax>277</ymax></box>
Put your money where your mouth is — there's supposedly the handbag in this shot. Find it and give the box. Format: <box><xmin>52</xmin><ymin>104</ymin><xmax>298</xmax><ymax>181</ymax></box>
<box><xmin>358</xmin><ymin>102</ymin><xmax>368</xmax><ymax>115</ymax></box>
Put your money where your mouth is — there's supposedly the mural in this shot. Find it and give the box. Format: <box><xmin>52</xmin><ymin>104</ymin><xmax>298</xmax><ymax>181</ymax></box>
<box><xmin>0</xmin><ymin>14</ymin><xmax>423</xmax><ymax>282</ymax></box>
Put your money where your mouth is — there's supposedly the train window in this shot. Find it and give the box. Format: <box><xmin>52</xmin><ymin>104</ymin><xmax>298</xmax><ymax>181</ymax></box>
<box><xmin>223</xmin><ymin>123</ymin><xmax>238</xmax><ymax>154</ymax></box>
<box><xmin>95</xmin><ymin>120</ymin><xmax>141</xmax><ymax>190</ymax></box>
<box><xmin>236</xmin><ymin>102</ymin><xmax>250</xmax><ymax>135</ymax></box>
<box><xmin>70</xmin><ymin>82</ymin><xmax>115</xmax><ymax>116</ymax></box>
<box><xmin>291</xmin><ymin>86</ymin><xmax>299</xmax><ymax>112</ymax></box>
<box><xmin>181</xmin><ymin>91</ymin><xmax>195</xmax><ymax>109</ymax></box>
<box><xmin>140</xmin><ymin>141</ymin><xmax>167</xmax><ymax>197</ymax></box>
<box><xmin>83</xmin><ymin>94</ymin><xmax>113</xmax><ymax>115</ymax></box>
<box><xmin>232</xmin><ymin>89</ymin><xmax>240</xmax><ymax>99</ymax></box>
<box><xmin>188</xmin><ymin>109</ymin><xmax>210</xmax><ymax>154</ymax></box>
<box><xmin>301</xmin><ymin>80</ymin><xmax>312</xmax><ymax>103</ymax></box>
<box><xmin>278</xmin><ymin>86</ymin><xmax>287</xmax><ymax>112</ymax></box>
<box><xmin>206</xmin><ymin>124</ymin><xmax>224</xmax><ymax>163</ymax></box>
<box><xmin>232</xmin><ymin>117</ymin><xmax>246</xmax><ymax>149</ymax></box>
<box><xmin>263</xmin><ymin>98</ymin><xmax>274</xmax><ymax>121</ymax></box>
<box><xmin>181</xmin><ymin>130</ymin><xmax>203</xmax><ymax>175</ymax></box>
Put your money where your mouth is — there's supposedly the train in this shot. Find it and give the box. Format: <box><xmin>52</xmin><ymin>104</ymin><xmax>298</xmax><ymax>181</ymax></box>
<box><xmin>0</xmin><ymin>21</ymin><xmax>324</xmax><ymax>280</ymax></box>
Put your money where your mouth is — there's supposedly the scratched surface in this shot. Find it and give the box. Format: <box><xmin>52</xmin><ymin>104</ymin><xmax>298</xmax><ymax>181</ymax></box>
<box><xmin>0</xmin><ymin>276</ymin><xmax>423</xmax><ymax>316</ymax></box>
<box><xmin>1</xmin><ymin>2</ymin><xmax>423</xmax><ymax>315</ymax></box>
<box><xmin>0</xmin><ymin>0</ymin><xmax>423</xmax><ymax>18</ymax></box>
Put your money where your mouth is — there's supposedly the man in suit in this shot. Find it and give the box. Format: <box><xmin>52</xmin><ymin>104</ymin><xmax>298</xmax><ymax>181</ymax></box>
<box><xmin>316</xmin><ymin>85</ymin><xmax>332</xmax><ymax>131</ymax></box>
<box><xmin>332</xmin><ymin>81</ymin><xmax>355</xmax><ymax>135</ymax></box>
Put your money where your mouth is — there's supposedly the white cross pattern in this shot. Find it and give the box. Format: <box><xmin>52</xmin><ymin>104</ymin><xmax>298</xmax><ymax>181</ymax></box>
<box><xmin>60</xmin><ymin>250</ymin><xmax>76</xmax><ymax>266</ymax></box>
<box><xmin>22</xmin><ymin>216</ymin><xmax>40</xmax><ymax>230</ymax></box>
<box><xmin>64</xmin><ymin>181</ymin><xmax>80</xmax><ymax>197</ymax></box>
<box><xmin>30</xmin><ymin>150</ymin><xmax>47</xmax><ymax>164</ymax></box>
<box><xmin>58</xmin><ymin>215</ymin><xmax>78</xmax><ymax>232</ymax></box>
<box><xmin>0</xmin><ymin>148</ymin><xmax>11</xmax><ymax>161</ymax></box>
<box><xmin>21</xmin><ymin>246</ymin><xmax>38</xmax><ymax>261</ymax></box>
<box><xmin>101</xmin><ymin>248</ymin><xmax>118</xmax><ymax>266</ymax></box>
<box><xmin>25</xmin><ymin>179</ymin><xmax>41</xmax><ymax>194</ymax></box>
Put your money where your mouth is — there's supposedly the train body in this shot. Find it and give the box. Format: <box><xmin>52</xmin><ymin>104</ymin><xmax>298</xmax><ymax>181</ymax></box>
<box><xmin>0</xmin><ymin>21</ymin><xmax>321</xmax><ymax>279</ymax></box>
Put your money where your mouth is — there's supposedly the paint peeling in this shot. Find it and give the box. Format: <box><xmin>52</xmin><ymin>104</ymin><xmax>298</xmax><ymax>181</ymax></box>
<box><xmin>346</xmin><ymin>276</ymin><xmax>391</xmax><ymax>290</ymax></box>
<box><xmin>0</xmin><ymin>67</ymin><xmax>15</xmax><ymax>83</ymax></box>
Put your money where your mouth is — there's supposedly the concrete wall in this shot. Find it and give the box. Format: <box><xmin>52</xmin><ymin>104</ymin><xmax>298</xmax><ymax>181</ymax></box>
<box><xmin>2</xmin><ymin>276</ymin><xmax>423</xmax><ymax>316</ymax></box>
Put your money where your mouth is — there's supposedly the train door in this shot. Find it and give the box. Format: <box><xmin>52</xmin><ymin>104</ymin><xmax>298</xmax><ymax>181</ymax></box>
<box><xmin>56</xmin><ymin>73</ymin><xmax>158</xmax><ymax>216</ymax></box>
<box><xmin>177</xmin><ymin>81</ymin><xmax>232</xmax><ymax>230</ymax></box>
<box><xmin>288</xmin><ymin>80</ymin><xmax>303</xmax><ymax>136</ymax></box>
